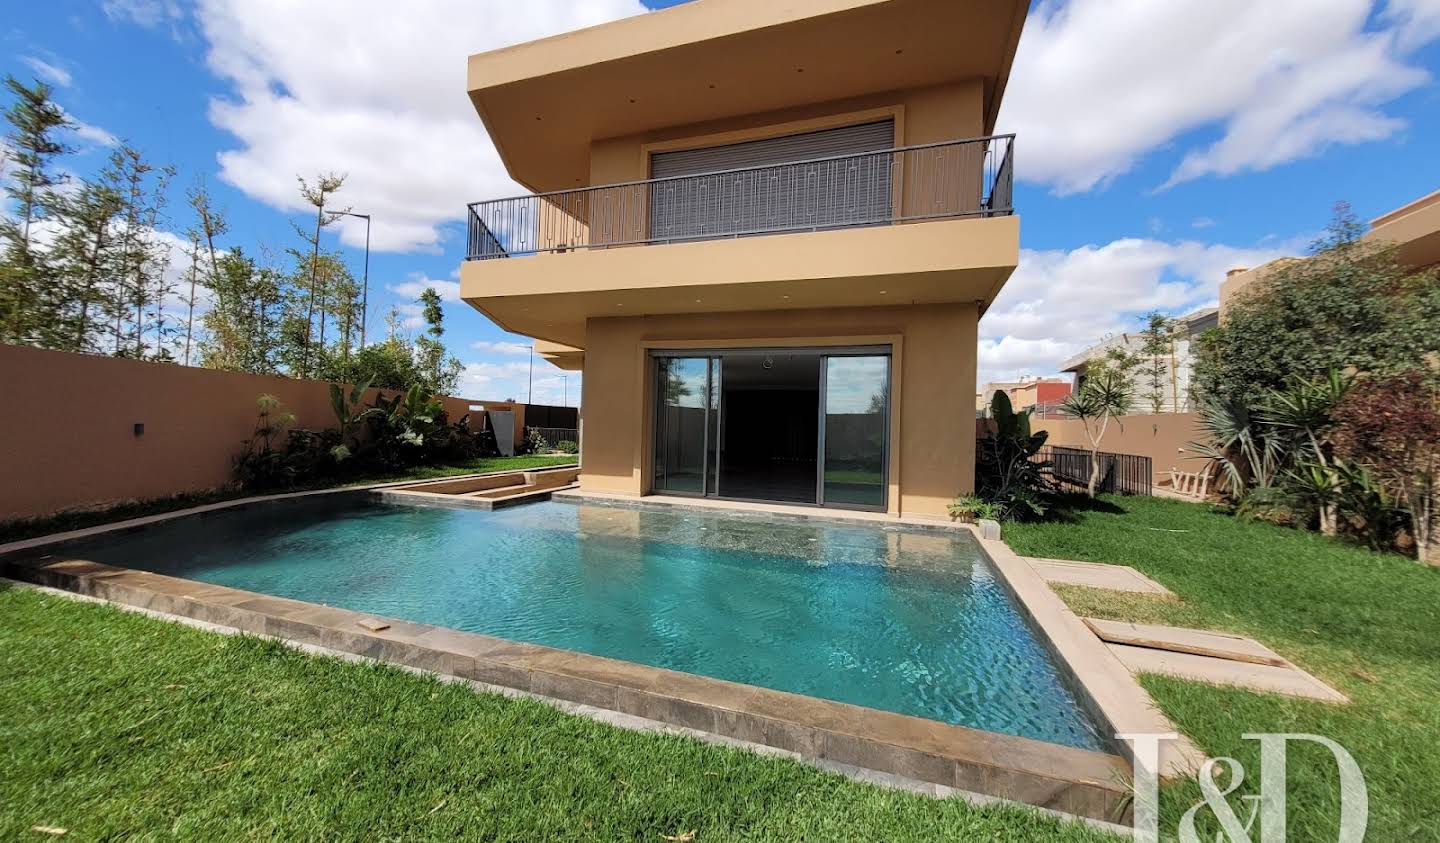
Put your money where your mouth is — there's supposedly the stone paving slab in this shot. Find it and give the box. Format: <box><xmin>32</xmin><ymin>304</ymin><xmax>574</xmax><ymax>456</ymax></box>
<box><xmin>1109</xmin><ymin>644</ymin><xmax>1348</xmax><ymax>704</ymax></box>
<box><xmin>1027</xmin><ymin>557</ymin><xmax>1173</xmax><ymax>595</ymax></box>
<box><xmin>1084</xmin><ymin>618</ymin><xmax>1288</xmax><ymax>668</ymax></box>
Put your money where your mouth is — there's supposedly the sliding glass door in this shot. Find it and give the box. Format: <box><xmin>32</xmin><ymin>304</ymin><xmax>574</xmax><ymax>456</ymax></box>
<box><xmin>652</xmin><ymin>349</ymin><xmax>889</xmax><ymax>510</ymax></box>
<box><xmin>653</xmin><ymin>357</ymin><xmax>716</xmax><ymax>495</ymax></box>
<box><xmin>820</xmin><ymin>355</ymin><xmax>890</xmax><ymax>509</ymax></box>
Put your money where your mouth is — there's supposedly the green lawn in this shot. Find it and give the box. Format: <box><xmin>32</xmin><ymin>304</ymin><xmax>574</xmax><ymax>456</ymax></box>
<box><xmin>1004</xmin><ymin>495</ymin><xmax>1440</xmax><ymax>842</ymax></box>
<box><xmin>0</xmin><ymin>586</ymin><xmax>1114</xmax><ymax>842</ymax></box>
<box><xmin>0</xmin><ymin>455</ymin><xmax>577</xmax><ymax>544</ymax></box>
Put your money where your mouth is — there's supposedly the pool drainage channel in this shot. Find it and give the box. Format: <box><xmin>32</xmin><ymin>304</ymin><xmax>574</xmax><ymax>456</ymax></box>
<box><xmin>1</xmin><ymin>554</ymin><xmax>1134</xmax><ymax>823</ymax></box>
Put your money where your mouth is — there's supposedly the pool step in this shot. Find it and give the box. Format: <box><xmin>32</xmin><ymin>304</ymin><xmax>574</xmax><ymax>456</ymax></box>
<box><xmin>1087</xmin><ymin>618</ymin><xmax>1347</xmax><ymax>703</ymax></box>
<box><xmin>1025</xmin><ymin>557</ymin><xmax>1173</xmax><ymax>595</ymax></box>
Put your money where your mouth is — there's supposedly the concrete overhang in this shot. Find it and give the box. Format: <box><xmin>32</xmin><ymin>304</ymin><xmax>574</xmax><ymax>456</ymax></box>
<box><xmin>535</xmin><ymin>340</ymin><xmax>584</xmax><ymax>371</ymax></box>
<box><xmin>1369</xmin><ymin>188</ymin><xmax>1440</xmax><ymax>269</ymax></box>
<box><xmin>467</xmin><ymin>0</ymin><xmax>1028</xmax><ymax>192</ymax></box>
<box><xmin>460</xmin><ymin>215</ymin><xmax>1020</xmax><ymax>349</ymax></box>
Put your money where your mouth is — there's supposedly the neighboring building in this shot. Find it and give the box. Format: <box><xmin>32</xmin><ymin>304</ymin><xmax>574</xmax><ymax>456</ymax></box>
<box><xmin>1008</xmin><ymin>378</ymin><xmax>1072</xmax><ymax>412</ymax></box>
<box><xmin>975</xmin><ymin>378</ymin><xmax>1071</xmax><ymax>414</ymax></box>
<box><xmin>1059</xmin><ymin>308</ymin><xmax>1218</xmax><ymax>414</ymax></box>
<box><xmin>1220</xmin><ymin>187</ymin><xmax>1440</xmax><ymax>315</ymax></box>
<box><xmin>459</xmin><ymin>0</ymin><xmax>1027</xmax><ymax>517</ymax></box>
<box><xmin>975</xmin><ymin>381</ymin><xmax>1030</xmax><ymax>413</ymax></box>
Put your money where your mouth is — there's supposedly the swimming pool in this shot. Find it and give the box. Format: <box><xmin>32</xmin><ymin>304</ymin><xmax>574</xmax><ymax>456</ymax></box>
<box><xmin>35</xmin><ymin>495</ymin><xmax>1103</xmax><ymax>750</ymax></box>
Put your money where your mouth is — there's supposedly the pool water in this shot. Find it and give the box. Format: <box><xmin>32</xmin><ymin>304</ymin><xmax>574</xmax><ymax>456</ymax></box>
<box><xmin>43</xmin><ymin>496</ymin><xmax>1104</xmax><ymax>750</ymax></box>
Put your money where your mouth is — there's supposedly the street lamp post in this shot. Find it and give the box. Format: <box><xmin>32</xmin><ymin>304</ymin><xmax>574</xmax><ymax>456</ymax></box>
<box><xmin>334</xmin><ymin>211</ymin><xmax>372</xmax><ymax>347</ymax></box>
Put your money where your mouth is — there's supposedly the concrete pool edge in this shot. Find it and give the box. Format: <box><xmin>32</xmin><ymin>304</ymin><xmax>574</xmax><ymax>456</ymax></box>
<box><xmin>0</xmin><ymin>551</ymin><xmax>1133</xmax><ymax>823</ymax></box>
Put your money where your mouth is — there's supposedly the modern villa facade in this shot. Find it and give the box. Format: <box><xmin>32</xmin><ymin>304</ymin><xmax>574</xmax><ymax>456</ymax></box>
<box><xmin>460</xmin><ymin>0</ymin><xmax>1027</xmax><ymax>518</ymax></box>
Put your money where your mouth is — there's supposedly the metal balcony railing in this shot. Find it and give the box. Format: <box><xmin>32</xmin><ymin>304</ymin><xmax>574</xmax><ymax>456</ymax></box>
<box><xmin>465</xmin><ymin>134</ymin><xmax>1014</xmax><ymax>260</ymax></box>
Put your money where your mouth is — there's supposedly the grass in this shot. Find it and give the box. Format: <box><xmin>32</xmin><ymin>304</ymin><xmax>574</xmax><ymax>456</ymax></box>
<box><xmin>0</xmin><ymin>586</ymin><xmax>1116</xmax><ymax>842</ymax></box>
<box><xmin>1005</xmin><ymin>494</ymin><xmax>1440</xmax><ymax>841</ymax></box>
<box><xmin>0</xmin><ymin>455</ymin><xmax>577</xmax><ymax>544</ymax></box>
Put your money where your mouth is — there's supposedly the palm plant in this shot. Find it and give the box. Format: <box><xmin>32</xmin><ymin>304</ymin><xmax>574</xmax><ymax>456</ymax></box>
<box><xmin>1261</xmin><ymin>369</ymin><xmax>1351</xmax><ymax>534</ymax></box>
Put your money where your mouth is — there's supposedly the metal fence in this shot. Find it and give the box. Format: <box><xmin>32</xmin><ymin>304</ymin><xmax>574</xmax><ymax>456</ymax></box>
<box><xmin>1040</xmin><ymin>445</ymin><xmax>1152</xmax><ymax>496</ymax></box>
<box><xmin>526</xmin><ymin>427</ymin><xmax>579</xmax><ymax>453</ymax></box>
<box><xmin>466</xmin><ymin>134</ymin><xmax>1015</xmax><ymax>260</ymax></box>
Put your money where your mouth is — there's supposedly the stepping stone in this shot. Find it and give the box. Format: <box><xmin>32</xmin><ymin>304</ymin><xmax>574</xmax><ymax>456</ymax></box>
<box><xmin>1107</xmin><ymin>644</ymin><xmax>1347</xmax><ymax>704</ymax></box>
<box><xmin>1026</xmin><ymin>557</ymin><xmax>1173</xmax><ymax>595</ymax></box>
<box><xmin>1084</xmin><ymin>618</ymin><xmax>1287</xmax><ymax>667</ymax></box>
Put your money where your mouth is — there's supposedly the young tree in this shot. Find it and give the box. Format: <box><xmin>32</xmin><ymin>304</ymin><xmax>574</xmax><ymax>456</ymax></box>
<box><xmin>1333</xmin><ymin>371</ymin><xmax>1440</xmax><ymax>564</ymax></box>
<box><xmin>182</xmin><ymin>177</ymin><xmax>228</xmax><ymax>365</ymax></box>
<box><xmin>415</xmin><ymin>286</ymin><xmax>461</xmax><ymax>394</ymax></box>
<box><xmin>1137</xmin><ymin>311</ymin><xmax>1179</xmax><ymax>413</ymax></box>
<box><xmin>1060</xmin><ymin>357</ymin><xmax>1135</xmax><ymax>497</ymax></box>
<box><xmin>48</xmin><ymin>150</ymin><xmax>125</xmax><ymax>352</ymax></box>
<box><xmin>107</xmin><ymin>145</ymin><xmax>176</xmax><ymax>359</ymax></box>
<box><xmin>294</xmin><ymin>173</ymin><xmax>348</xmax><ymax>378</ymax></box>
<box><xmin>0</xmin><ymin>75</ymin><xmax>72</xmax><ymax>345</ymax></box>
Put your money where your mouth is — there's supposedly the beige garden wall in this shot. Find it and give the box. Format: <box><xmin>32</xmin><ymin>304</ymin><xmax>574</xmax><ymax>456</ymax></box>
<box><xmin>0</xmin><ymin>345</ymin><xmax>521</xmax><ymax>521</ymax></box>
<box><xmin>1031</xmin><ymin>412</ymin><xmax>1209</xmax><ymax>484</ymax></box>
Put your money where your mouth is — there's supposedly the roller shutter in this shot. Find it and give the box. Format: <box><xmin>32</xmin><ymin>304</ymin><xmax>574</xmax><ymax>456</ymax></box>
<box><xmin>648</xmin><ymin>119</ymin><xmax>895</xmax><ymax>241</ymax></box>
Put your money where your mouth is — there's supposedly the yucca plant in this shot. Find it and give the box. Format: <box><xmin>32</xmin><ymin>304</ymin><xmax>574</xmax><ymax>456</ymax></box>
<box><xmin>1060</xmin><ymin>367</ymin><xmax>1133</xmax><ymax>497</ymax></box>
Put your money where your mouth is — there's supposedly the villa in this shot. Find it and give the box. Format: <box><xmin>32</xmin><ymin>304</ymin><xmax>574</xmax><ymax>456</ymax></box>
<box><xmin>459</xmin><ymin>0</ymin><xmax>1026</xmax><ymax>518</ymax></box>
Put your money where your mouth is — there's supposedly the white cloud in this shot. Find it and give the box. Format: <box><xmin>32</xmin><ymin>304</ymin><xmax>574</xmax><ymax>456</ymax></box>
<box><xmin>184</xmin><ymin>0</ymin><xmax>648</xmax><ymax>254</ymax></box>
<box><xmin>1191</xmin><ymin>217</ymin><xmax>1217</xmax><ymax>230</ymax></box>
<box><xmin>1001</xmin><ymin>0</ymin><xmax>1439</xmax><ymax>194</ymax></box>
<box><xmin>62</xmin><ymin>110</ymin><xmax>119</xmax><ymax>149</ymax></box>
<box><xmin>471</xmin><ymin>340</ymin><xmax>532</xmax><ymax>355</ymax></box>
<box><xmin>388</xmin><ymin>275</ymin><xmax>461</xmax><ymax>303</ymax></box>
<box><xmin>21</xmin><ymin>56</ymin><xmax>72</xmax><ymax>87</ymax></box>
<box><xmin>457</xmin><ymin>359</ymin><xmax>578</xmax><ymax>406</ymax></box>
<box><xmin>976</xmin><ymin>235</ymin><xmax>1305</xmax><ymax>386</ymax></box>
<box><xmin>101</xmin><ymin>0</ymin><xmax>184</xmax><ymax>30</ymax></box>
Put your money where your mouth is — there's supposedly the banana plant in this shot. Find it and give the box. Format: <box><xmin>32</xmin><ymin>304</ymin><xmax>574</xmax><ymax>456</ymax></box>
<box><xmin>328</xmin><ymin>375</ymin><xmax>374</xmax><ymax>459</ymax></box>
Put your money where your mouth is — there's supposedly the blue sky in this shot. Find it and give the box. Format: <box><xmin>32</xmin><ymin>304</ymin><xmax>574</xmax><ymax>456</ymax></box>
<box><xmin>5</xmin><ymin>0</ymin><xmax>1439</xmax><ymax>401</ymax></box>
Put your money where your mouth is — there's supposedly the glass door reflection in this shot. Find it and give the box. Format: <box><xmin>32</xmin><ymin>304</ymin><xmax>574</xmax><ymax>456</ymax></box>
<box><xmin>653</xmin><ymin>357</ymin><xmax>713</xmax><ymax>495</ymax></box>
<box><xmin>820</xmin><ymin>355</ymin><xmax>890</xmax><ymax>509</ymax></box>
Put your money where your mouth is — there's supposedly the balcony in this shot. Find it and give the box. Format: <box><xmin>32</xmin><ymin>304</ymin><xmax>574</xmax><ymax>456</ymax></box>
<box><xmin>465</xmin><ymin>134</ymin><xmax>1013</xmax><ymax>260</ymax></box>
<box><xmin>458</xmin><ymin>134</ymin><xmax>1019</xmax><ymax>349</ymax></box>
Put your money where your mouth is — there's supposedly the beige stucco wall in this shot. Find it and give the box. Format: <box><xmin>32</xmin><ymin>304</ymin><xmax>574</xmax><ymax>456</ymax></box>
<box><xmin>1031</xmin><ymin>413</ymin><xmax>1209</xmax><ymax>484</ymax></box>
<box><xmin>588</xmin><ymin>80</ymin><xmax>984</xmax><ymax>185</ymax></box>
<box><xmin>578</xmin><ymin>303</ymin><xmax>978</xmax><ymax>518</ymax></box>
<box><xmin>0</xmin><ymin>345</ymin><xmax>519</xmax><ymax>521</ymax></box>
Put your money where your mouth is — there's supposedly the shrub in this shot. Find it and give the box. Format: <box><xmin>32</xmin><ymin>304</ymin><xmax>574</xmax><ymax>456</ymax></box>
<box><xmin>1333</xmin><ymin>370</ymin><xmax>1440</xmax><ymax>562</ymax></box>
<box><xmin>233</xmin><ymin>394</ymin><xmax>297</xmax><ymax>490</ymax></box>
<box><xmin>520</xmin><ymin>427</ymin><xmax>549</xmax><ymax>455</ymax></box>
<box><xmin>948</xmin><ymin>494</ymin><xmax>1000</xmax><ymax>523</ymax></box>
<box><xmin>556</xmin><ymin>439</ymin><xmax>579</xmax><ymax>455</ymax></box>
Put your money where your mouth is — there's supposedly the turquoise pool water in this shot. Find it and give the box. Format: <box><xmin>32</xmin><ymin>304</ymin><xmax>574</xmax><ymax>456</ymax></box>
<box><xmin>39</xmin><ymin>495</ymin><xmax>1103</xmax><ymax>750</ymax></box>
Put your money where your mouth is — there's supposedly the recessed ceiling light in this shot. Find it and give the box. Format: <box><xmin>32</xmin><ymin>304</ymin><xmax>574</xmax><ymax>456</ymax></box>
<box><xmin>879</xmin><ymin>290</ymin><xmax>888</xmax><ymax>295</ymax></box>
